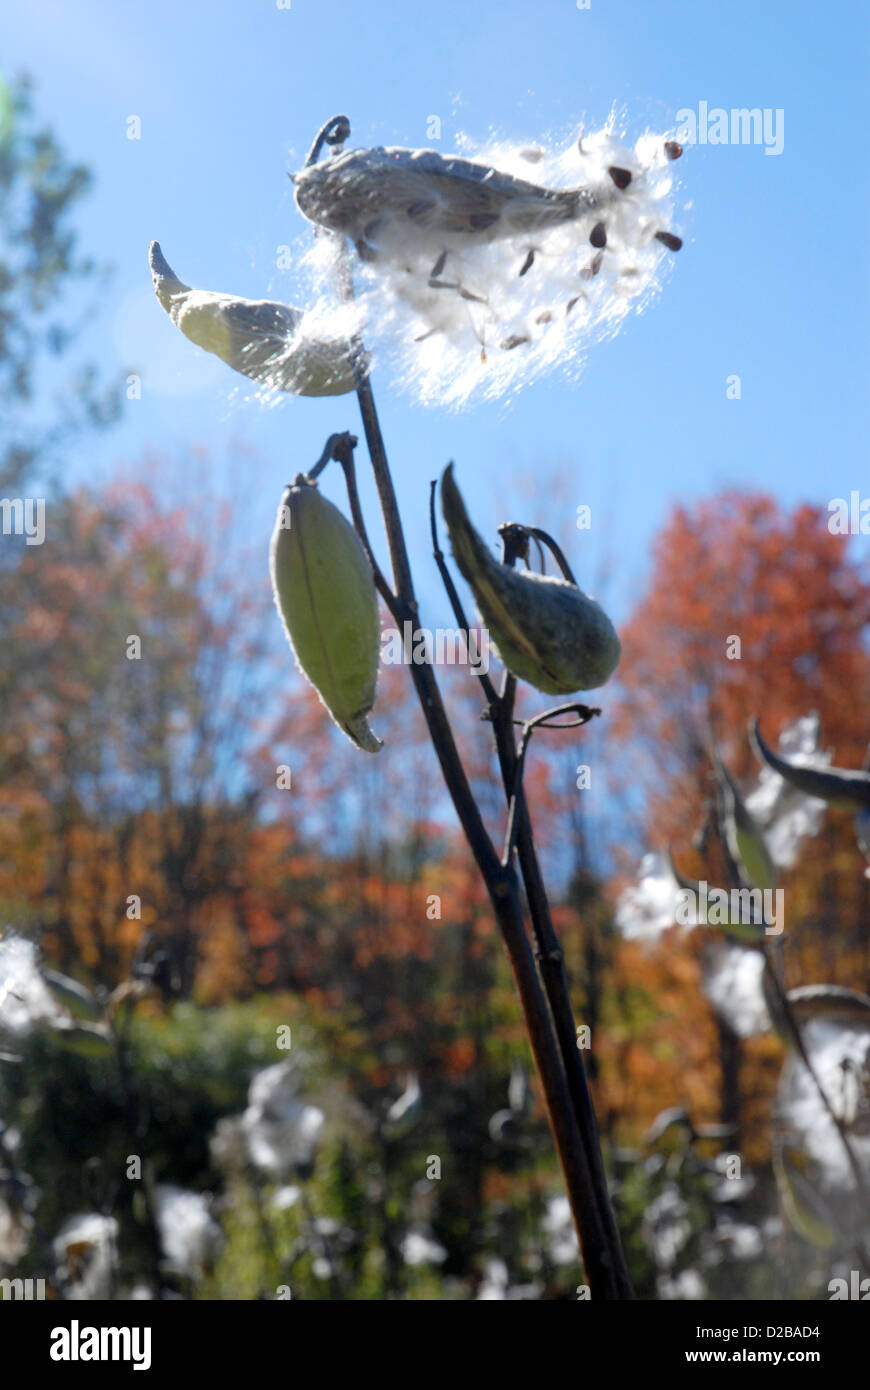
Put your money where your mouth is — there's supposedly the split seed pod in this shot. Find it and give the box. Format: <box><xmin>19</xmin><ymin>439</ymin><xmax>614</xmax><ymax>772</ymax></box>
<box><xmin>440</xmin><ymin>464</ymin><xmax>620</xmax><ymax>694</ymax></box>
<box><xmin>293</xmin><ymin>146</ymin><xmax>606</xmax><ymax>247</ymax></box>
<box><xmin>149</xmin><ymin>242</ymin><xmax>361</xmax><ymax>397</ymax></box>
<box><xmin>751</xmin><ymin>717</ymin><xmax>870</xmax><ymax>811</ymax></box>
<box><xmin>270</xmin><ymin>477</ymin><xmax>382</xmax><ymax>753</ymax></box>
<box><xmin>712</xmin><ymin>749</ymin><xmax>777</xmax><ymax>892</ymax></box>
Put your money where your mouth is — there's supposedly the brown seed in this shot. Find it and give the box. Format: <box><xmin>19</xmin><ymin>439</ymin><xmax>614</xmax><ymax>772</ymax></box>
<box><xmin>608</xmin><ymin>166</ymin><xmax>632</xmax><ymax>190</ymax></box>
<box><xmin>519</xmin><ymin>249</ymin><xmax>536</xmax><ymax>277</ymax></box>
<box><xmin>590</xmin><ymin>222</ymin><xmax>607</xmax><ymax>249</ymax></box>
<box><xmin>664</xmin><ymin>141</ymin><xmax>683</xmax><ymax>161</ymax></box>
<box><xmin>655</xmin><ymin>230</ymin><xmax>683</xmax><ymax>252</ymax></box>
<box><xmin>468</xmin><ymin>212</ymin><xmax>499</xmax><ymax>231</ymax></box>
<box><xmin>566</xmin><ymin>297</ymin><xmax>581</xmax><ymax>315</ymax></box>
<box><xmin>430</xmin><ymin>249</ymin><xmax>448</xmax><ymax>278</ymax></box>
<box><xmin>535</xmin><ymin>310</ymin><xmax>553</xmax><ymax>325</ymax></box>
<box><xmin>500</xmin><ymin>334</ymin><xmax>530</xmax><ymax>351</ymax></box>
<box><xmin>459</xmin><ymin>287</ymin><xmax>487</xmax><ymax>304</ymax></box>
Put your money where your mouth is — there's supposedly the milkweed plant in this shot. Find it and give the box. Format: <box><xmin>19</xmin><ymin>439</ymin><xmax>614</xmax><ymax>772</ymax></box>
<box><xmin>3</xmin><ymin>108</ymin><xmax>867</xmax><ymax>1303</ymax></box>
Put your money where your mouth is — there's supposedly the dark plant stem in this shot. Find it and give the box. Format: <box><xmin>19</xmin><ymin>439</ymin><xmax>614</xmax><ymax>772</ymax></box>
<box><xmin>490</xmin><ymin>694</ymin><xmax>634</xmax><ymax>1297</ymax></box>
<box><xmin>112</xmin><ymin>997</ymin><xmax>169</xmax><ymax>1297</ymax></box>
<box><xmin>430</xmin><ymin>483</ymin><xmax>632</xmax><ymax>1294</ymax></box>
<box><xmin>352</xmin><ymin>400</ymin><xmax>619</xmax><ymax>1292</ymax></box>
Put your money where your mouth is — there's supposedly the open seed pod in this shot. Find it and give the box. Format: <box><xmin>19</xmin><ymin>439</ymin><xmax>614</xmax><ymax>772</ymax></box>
<box><xmin>440</xmin><ymin>463</ymin><xmax>620</xmax><ymax>694</ymax></box>
<box><xmin>751</xmin><ymin>718</ymin><xmax>870</xmax><ymax>811</ymax></box>
<box><xmin>712</xmin><ymin>750</ymin><xmax>777</xmax><ymax>892</ymax></box>
<box><xmin>149</xmin><ymin>241</ymin><xmax>361</xmax><ymax>397</ymax></box>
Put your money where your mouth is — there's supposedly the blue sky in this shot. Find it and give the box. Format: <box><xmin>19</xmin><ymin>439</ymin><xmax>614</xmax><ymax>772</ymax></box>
<box><xmin>4</xmin><ymin>0</ymin><xmax>869</xmax><ymax>626</ymax></box>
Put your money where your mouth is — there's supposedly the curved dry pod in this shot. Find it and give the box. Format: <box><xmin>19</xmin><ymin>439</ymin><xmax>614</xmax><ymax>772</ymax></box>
<box><xmin>440</xmin><ymin>464</ymin><xmax>620</xmax><ymax>695</ymax></box>
<box><xmin>149</xmin><ymin>242</ymin><xmax>361</xmax><ymax>397</ymax></box>
<box><xmin>293</xmin><ymin>146</ymin><xmax>604</xmax><ymax>244</ymax></box>
<box><xmin>772</xmin><ymin>1135</ymin><xmax>838</xmax><ymax>1249</ymax></box>
<box><xmin>42</xmin><ymin>969</ymin><xmax>103</xmax><ymax>1022</ymax></box>
<box><xmin>270</xmin><ymin>477</ymin><xmax>382</xmax><ymax>753</ymax></box>
<box><xmin>712</xmin><ymin>749</ymin><xmax>777</xmax><ymax>892</ymax></box>
<box><xmin>751</xmin><ymin>718</ymin><xmax>870</xmax><ymax>811</ymax></box>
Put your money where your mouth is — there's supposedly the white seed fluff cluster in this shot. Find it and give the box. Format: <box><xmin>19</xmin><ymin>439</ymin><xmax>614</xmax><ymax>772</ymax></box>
<box><xmin>746</xmin><ymin>714</ymin><xmax>831</xmax><ymax>870</ymax></box>
<box><xmin>776</xmin><ymin>1018</ymin><xmax>870</xmax><ymax>1202</ymax></box>
<box><xmin>154</xmin><ymin>1185</ymin><xmax>223</xmax><ymax>1279</ymax></box>
<box><xmin>614</xmin><ymin>850</ymin><xmax>691</xmax><ymax>941</ymax></box>
<box><xmin>0</xmin><ymin>934</ymin><xmax>63</xmax><ymax>1035</ymax></box>
<box><xmin>240</xmin><ymin>1061</ymin><xmax>325</xmax><ymax>1177</ymax></box>
<box><xmin>701</xmin><ymin>942</ymin><xmax>769</xmax><ymax>1039</ymax></box>
<box><xmin>296</xmin><ymin>123</ymin><xmax>684</xmax><ymax>408</ymax></box>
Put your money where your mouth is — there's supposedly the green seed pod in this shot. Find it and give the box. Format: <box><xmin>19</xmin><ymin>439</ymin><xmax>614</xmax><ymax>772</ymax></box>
<box><xmin>270</xmin><ymin>477</ymin><xmax>382</xmax><ymax>753</ymax></box>
<box><xmin>440</xmin><ymin>463</ymin><xmax>620</xmax><ymax>694</ymax></box>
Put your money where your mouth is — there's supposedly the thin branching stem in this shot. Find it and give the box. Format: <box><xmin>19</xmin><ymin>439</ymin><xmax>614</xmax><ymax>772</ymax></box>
<box><xmin>429</xmin><ymin>470</ymin><xmax>633</xmax><ymax>1295</ymax></box>
<box><xmin>307</xmin><ymin>114</ymin><xmax>632</xmax><ymax>1297</ymax></box>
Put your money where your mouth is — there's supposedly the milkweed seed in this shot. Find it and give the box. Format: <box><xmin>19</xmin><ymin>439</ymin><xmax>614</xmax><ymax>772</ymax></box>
<box><xmin>655</xmin><ymin>230</ymin><xmax>683</xmax><ymax>251</ymax></box>
<box><xmin>664</xmin><ymin>141</ymin><xmax>683</xmax><ymax>160</ymax></box>
<box><xmin>590</xmin><ymin>222</ymin><xmax>607</xmax><ymax>249</ymax></box>
<box><xmin>519</xmin><ymin>249</ymin><xmax>536</xmax><ymax>277</ymax></box>
<box><xmin>580</xmin><ymin>252</ymin><xmax>603</xmax><ymax>281</ymax></box>
<box><xmin>468</xmin><ymin>212</ymin><xmax>500</xmax><ymax>231</ymax></box>
<box><xmin>608</xmin><ymin>166</ymin><xmax>632</xmax><ymax>190</ymax></box>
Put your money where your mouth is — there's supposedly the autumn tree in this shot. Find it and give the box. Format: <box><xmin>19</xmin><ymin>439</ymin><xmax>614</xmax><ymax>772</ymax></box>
<box><xmin>591</xmin><ymin>491</ymin><xmax>870</xmax><ymax>1150</ymax></box>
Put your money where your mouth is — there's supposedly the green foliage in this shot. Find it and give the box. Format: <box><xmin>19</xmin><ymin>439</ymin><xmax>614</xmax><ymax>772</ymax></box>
<box><xmin>0</xmin><ymin>72</ymin><xmax>119</xmax><ymax>491</ymax></box>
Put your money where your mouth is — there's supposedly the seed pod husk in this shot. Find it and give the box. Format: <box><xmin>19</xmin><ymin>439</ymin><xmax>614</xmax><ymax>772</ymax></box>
<box><xmin>270</xmin><ymin>477</ymin><xmax>382</xmax><ymax>753</ymax></box>
<box><xmin>751</xmin><ymin>717</ymin><xmax>870</xmax><ymax>811</ymax></box>
<box><xmin>712</xmin><ymin>749</ymin><xmax>777</xmax><ymax>892</ymax></box>
<box><xmin>149</xmin><ymin>242</ymin><xmax>361</xmax><ymax>397</ymax></box>
<box><xmin>49</xmin><ymin>1020</ymin><xmax>113</xmax><ymax>1058</ymax></box>
<box><xmin>440</xmin><ymin>464</ymin><xmax>620</xmax><ymax>694</ymax></box>
<box><xmin>772</xmin><ymin>1136</ymin><xmax>837</xmax><ymax>1249</ymax></box>
<box><xmin>293</xmin><ymin>146</ymin><xmax>606</xmax><ymax>244</ymax></box>
<box><xmin>42</xmin><ymin>969</ymin><xmax>103</xmax><ymax>1022</ymax></box>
